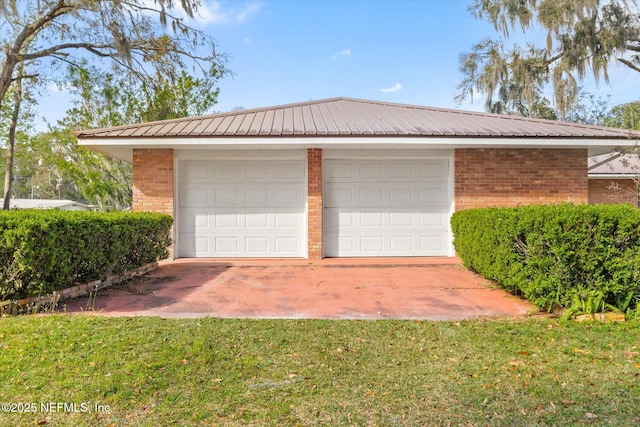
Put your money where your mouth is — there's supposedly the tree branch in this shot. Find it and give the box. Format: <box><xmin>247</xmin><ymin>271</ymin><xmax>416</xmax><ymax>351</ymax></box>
<box><xmin>618</xmin><ymin>57</ymin><xmax>640</xmax><ymax>73</ymax></box>
<box><xmin>12</xmin><ymin>1</ymin><xmax>74</xmax><ymax>54</ymax></box>
<box><xmin>118</xmin><ymin>0</ymin><xmax>190</xmax><ymax>22</ymax></box>
<box><xmin>1</xmin><ymin>1</ymin><xmax>74</xmax><ymax>98</ymax></box>
<box><xmin>625</xmin><ymin>43</ymin><xmax>640</xmax><ymax>53</ymax></box>
<box><xmin>542</xmin><ymin>52</ymin><xmax>563</xmax><ymax>67</ymax></box>
<box><xmin>21</xmin><ymin>43</ymin><xmax>116</xmax><ymax>61</ymax></box>
<box><xmin>11</xmin><ymin>73</ymin><xmax>39</xmax><ymax>82</ymax></box>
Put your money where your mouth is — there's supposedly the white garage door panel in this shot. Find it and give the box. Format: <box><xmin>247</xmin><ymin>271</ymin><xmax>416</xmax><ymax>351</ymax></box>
<box><xmin>324</xmin><ymin>158</ymin><xmax>451</xmax><ymax>257</ymax></box>
<box><xmin>325</xmin><ymin>183</ymin><xmax>448</xmax><ymax>207</ymax></box>
<box><xmin>178</xmin><ymin>159</ymin><xmax>305</xmax><ymax>257</ymax></box>
<box><xmin>179</xmin><ymin>208</ymin><xmax>302</xmax><ymax>230</ymax></box>
<box><xmin>178</xmin><ymin>184</ymin><xmax>304</xmax><ymax>208</ymax></box>
<box><xmin>324</xmin><ymin>208</ymin><xmax>449</xmax><ymax>256</ymax></box>
<box><xmin>183</xmin><ymin>160</ymin><xmax>304</xmax><ymax>182</ymax></box>
<box><xmin>325</xmin><ymin>159</ymin><xmax>448</xmax><ymax>182</ymax></box>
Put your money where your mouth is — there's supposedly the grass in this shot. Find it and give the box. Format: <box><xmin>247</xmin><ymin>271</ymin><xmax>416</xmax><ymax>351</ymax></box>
<box><xmin>0</xmin><ymin>316</ymin><xmax>638</xmax><ymax>426</ymax></box>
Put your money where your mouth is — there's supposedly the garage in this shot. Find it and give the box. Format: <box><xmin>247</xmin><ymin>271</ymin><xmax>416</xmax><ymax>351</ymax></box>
<box><xmin>323</xmin><ymin>156</ymin><xmax>452</xmax><ymax>257</ymax></box>
<box><xmin>177</xmin><ymin>157</ymin><xmax>306</xmax><ymax>257</ymax></box>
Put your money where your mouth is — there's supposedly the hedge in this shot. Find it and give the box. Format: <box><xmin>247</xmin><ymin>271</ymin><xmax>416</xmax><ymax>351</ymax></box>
<box><xmin>0</xmin><ymin>211</ymin><xmax>173</xmax><ymax>300</ymax></box>
<box><xmin>451</xmin><ymin>204</ymin><xmax>640</xmax><ymax>311</ymax></box>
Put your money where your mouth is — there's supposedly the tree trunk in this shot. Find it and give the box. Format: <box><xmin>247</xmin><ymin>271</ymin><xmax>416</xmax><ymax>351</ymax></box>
<box><xmin>2</xmin><ymin>67</ymin><xmax>22</xmax><ymax>210</ymax></box>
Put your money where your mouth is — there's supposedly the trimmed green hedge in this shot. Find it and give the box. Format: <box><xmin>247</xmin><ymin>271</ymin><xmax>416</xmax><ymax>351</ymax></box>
<box><xmin>0</xmin><ymin>211</ymin><xmax>173</xmax><ymax>299</ymax></box>
<box><xmin>451</xmin><ymin>204</ymin><xmax>640</xmax><ymax>311</ymax></box>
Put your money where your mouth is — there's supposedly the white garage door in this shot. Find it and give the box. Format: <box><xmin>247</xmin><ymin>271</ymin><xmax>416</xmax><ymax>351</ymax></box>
<box><xmin>178</xmin><ymin>159</ymin><xmax>306</xmax><ymax>257</ymax></box>
<box><xmin>324</xmin><ymin>158</ymin><xmax>451</xmax><ymax>257</ymax></box>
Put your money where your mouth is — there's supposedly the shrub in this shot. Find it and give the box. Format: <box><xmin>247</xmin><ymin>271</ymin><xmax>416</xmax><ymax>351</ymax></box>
<box><xmin>0</xmin><ymin>211</ymin><xmax>173</xmax><ymax>299</ymax></box>
<box><xmin>451</xmin><ymin>204</ymin><xmax>640</xmax><ymax>312</ymax></box>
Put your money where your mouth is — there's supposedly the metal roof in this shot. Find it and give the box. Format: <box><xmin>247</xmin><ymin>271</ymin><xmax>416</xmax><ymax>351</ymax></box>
<box><xmin>0</xmin><ymin>199</ymin><xmax>92</xmax><ymax>210</ymax></box>
<box><xmin>589</xmin><ymin>154</ymin><xmax>640</xmax><ymax>176</ymax></box>
<box><xmin>75</xmin><ymin>97</ymin><xmax>640</xmax><ymax>140</ymax></box>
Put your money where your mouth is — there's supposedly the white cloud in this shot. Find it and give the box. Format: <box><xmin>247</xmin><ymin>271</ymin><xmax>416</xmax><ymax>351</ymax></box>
<box><xmin>194</xmin><ymin>1</ymin><xmax>231</xmax><ymax>25</ymax></box>
<box><xmin>172</xmin><ymin>1</ymin><xmax>263</xmax><ymax>26</ymax></box>
<box><xmin>380</xmin><ymin>83</ymin><xmax>403</xmax><ymax>93</ymax></box>
<box><xmin>200</xmin><ymin>1</ymin><xmax>263</xmax><ymax>25</ymax></box>
<box><xmin>332</xmin><ymin>48</ymin><xmax>352</xmax><ymax>60</ymax></box>
<box><xmin>236</xmin><ymin>1</ymin><xmax>263</xmax><ymax>22</ymax></box>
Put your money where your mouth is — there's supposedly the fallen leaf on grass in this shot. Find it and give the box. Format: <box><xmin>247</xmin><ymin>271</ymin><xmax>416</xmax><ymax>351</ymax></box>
<box><xmin>517</xmin><ymin>351</ymin><xmax>530</xmax><ymax>356</ymax></box>
<box><xmin>562</xmin><ymin>399</ymin><xmax>576</xmax><ymax>406</ymax></box>
<box><xmin>586</xmin><ymin>413</ymin><xmax>598</xmax><ymax>419</ymax></box>
<box><xmin>573</xmin><ymin>348</ymin><xmax>591</xmax><ymax>355</ymax></box>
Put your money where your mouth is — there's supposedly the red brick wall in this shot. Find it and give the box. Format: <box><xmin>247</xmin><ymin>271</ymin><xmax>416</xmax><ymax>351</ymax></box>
<box><xmin>132</xmin><ymin>149</ymin><xmax>175</xmax><ymax>215</ymax></box>
<box><xmin>455</xmin><ymin>148</ymin><xmax>588</xmax><ymax>211</ymax></box>
<box><xmin>307</xmin><ymin>148</ymin><xmax>323</xmax><ymax>260</ymax></box>
<box><xmin>588</xmin><ymin>179</ymin><xmax>638</xmax><ymax>206</ymax></box>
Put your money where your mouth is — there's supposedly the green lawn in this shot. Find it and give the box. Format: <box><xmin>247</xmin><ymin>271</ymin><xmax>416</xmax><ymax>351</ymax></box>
<box><xmin>0</xmin><ymin>316</ymin><xmax>638</xmax><ymax>426</ymax></box>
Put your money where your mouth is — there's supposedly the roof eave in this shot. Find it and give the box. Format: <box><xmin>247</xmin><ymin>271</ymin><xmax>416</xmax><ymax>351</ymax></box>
<box><xmin>78</xmin><ymin>135</ymin><xmax>634</xmax><ymax>164</ymax></box>
<box><xmin>589</xmin><ymin>174</ymin><xmax>639</xmax><ymax>179</ymax></box>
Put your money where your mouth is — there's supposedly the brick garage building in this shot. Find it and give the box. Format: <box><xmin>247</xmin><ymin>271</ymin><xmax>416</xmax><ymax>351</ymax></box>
<box><xmin>77</xmin><ymin>98</ymin><xmax>640</xmax><ymax>260</ymax></box>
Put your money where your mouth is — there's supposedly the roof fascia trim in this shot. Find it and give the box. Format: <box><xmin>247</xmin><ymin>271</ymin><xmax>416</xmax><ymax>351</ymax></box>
<box><xmin>78</xmin><ymin>136</ymin><xmax>636</xmax><ymax>148</ymax></box>
<box><xmin>588</xmin><ymin>174</ymin><xmax>639</xmax><ymax>179</ymax></box>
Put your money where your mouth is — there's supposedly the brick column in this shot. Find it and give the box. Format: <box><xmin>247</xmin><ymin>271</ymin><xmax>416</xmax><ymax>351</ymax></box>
<box><xmin>307</xmin><ymin>148</ymin><xmax>323</xmax><ymax>260</ymax></box>
<box><xmin>132</xmin><ymin>149</ymin><xmax>175</xmax><ymax>214</ymax></box>
<box><xmin>132</xmin><ymin>148</ymin><xmax>175</xmax><ymax>258</ymax></box>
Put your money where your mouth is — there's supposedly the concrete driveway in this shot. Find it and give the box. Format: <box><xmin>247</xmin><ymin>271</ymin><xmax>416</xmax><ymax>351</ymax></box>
<box><xmin>63</xmin><ymin>258</ymin><xmax>532</xmax><ymax>320</ymax></box>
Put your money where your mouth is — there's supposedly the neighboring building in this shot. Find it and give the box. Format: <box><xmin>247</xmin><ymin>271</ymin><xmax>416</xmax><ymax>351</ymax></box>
<box><xmin>76</xmin><ymin>97</ymin><xmax>640</xmax><ymax>259</ymax></box>
<box><xmin>588</xmin><ymin>153</ymin><xmax>640</xmax><ymax>206</ymax></box>
<box><xmin>0</xmin><ymin>198</ymin><xmax>93</xmax><ymax>211</ymax></box>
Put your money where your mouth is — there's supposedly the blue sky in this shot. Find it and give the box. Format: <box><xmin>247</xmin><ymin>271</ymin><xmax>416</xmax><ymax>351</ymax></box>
<box><xmin>202</xmin><ymin>0</ymin><xmax>499</xmax><ymax>112</ymax></box>
<box><xmin>200</xmin><ymin>0</ymin><xmax>640</xmax><ymax>113</ymax></box>
<box><xmin>210</xmin><ymin>0</ymin><xmax>491</xmax><ymax>112</ymax></box>
<box><xmin>38</xmin><ymin>0</ymin><xmax>640</xmax><ymax>127</ymax></box>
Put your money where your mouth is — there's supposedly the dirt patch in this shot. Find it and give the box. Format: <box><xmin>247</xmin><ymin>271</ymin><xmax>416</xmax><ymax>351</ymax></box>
<box><xmin>110</xmin><ymin>276</ymin><xmax>160</xmax><ymax>295</ymax></box>
<box><xmin>149</xmin><ymin>275</ymin><xmax>179</xmax><ymax>284</ymax></box>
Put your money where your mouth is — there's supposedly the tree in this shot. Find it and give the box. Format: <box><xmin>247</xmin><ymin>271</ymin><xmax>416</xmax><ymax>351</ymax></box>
<box><xmin>563</xmin><ymin>91</ymin><xmax>613</xmax><ymax>125</ymax></box>
<box><xmin>0</xmin><ymin>0</ymin><xmax>223</xmax><ymax>209</ymax></box>
<box><xmin>33</xmin><ymin>64</ymin><xmax>221</xmax><ymax>210</ymax></box>
<box><xmin>457</xmin><ymin>0</ymin><xmax>640</xmax><ymax>117</ymax></box>
<box><xmin>1</xmin><ymin>63</ymin><xmax>22</xmax><ymax>206</ymax></box>
<box><xmin>0</xmin><ymin>67</ymin><xmax>36</xmax><ymax>202</ymax></box>
<box><xmin>603</xmin><ymin>101</ymin><xmax>640</xmax><ymax>129</ymax></box>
